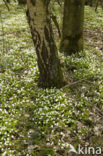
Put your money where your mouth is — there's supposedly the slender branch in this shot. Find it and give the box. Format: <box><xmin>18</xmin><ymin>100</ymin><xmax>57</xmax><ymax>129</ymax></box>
<box><xmin>3</xmin><ymin>0</ymin><xmax>10</xmax><ymax>11</ymax></box>
<box><xmin>0</xmin><ymin>11</ymin><xmax>5</xmax><ymax>53</ymax></box>
<box><xmin>62</xmin><ymin>78</ymin><xmax>94</xmax><ymax>89</ymax></box>
<box><xmin>51</xmin><ymin>14</ymin><xmax>61</xmax><ymax>38</ymax></box>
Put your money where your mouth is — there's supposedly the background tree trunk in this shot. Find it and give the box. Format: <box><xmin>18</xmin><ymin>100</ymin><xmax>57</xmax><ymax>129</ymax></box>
<box><xmin>27</xmin><ymin>0</ymin><xmax>64</xmax><ymax>88</ymax></box>
<box><xmin>6</xmin><ymin>0</ymin><xmax>10</xmax><ymax>3</ymax></box>
<box><xmin>60</xmin><ymin>0</ymin><xmax>84</xmax><ymax>55</ymax></box>
<box><xmin>18</xmin><ymin>0</ymin><xmax>26</xmax><ymax>5</ymax></box>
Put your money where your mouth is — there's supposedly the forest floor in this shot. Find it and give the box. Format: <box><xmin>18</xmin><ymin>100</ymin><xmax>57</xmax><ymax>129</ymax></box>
<box><xmin>0</xmin><ymin>2</ymin><xmax>103</xmax><ymax>156</ymax></box>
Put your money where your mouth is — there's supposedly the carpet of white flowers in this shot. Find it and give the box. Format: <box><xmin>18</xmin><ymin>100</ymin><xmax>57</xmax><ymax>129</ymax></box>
<box><xmin>0</xmin><ymin>2</ymin><xmax>103</xmax><ymax>156</ymax></box>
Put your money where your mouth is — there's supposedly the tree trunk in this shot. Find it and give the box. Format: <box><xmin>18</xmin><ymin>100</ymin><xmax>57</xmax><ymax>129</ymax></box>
<box><xmin>6</xmin><ymin>0</ymin><xmax>10</xmax><ymax>3</ymax></box>
<box><xmin>85</xmin><ymin>0</ymin><xmax>93</xmax><ymax>7</ymax></box>
<box><xmin>26</xmin><ymin>0</ymin><xmax>64</xmax><ymax>88</ymax></box>
<box><xmin>60</xmin><ymin>0</ymin><xmax>84</xmax><ymax>55</ymax></box>
<box><xmin>18</xmin><ymin>0</ymin><xmax>26</xmax><ymax>5</ymax></box>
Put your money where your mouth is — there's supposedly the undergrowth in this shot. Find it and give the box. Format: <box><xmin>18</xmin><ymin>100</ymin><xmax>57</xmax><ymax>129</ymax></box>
<box><xmin>0</xmin><ymin>2</ymin><xmax>103</xmax><ymax>156</ymax></box>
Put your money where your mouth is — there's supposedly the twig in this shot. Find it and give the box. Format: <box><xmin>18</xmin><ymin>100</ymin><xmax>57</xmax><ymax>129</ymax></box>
<box><xmin>0</xmin><ymin>11</ymin><xmax>5</xmax><ymax>53</ymax></box>
<box><xmin>62</xmin><ymin>78</ymin><xmax>94</xmax><ymax>89</ymax></box>
<box><xmin>3</xmin><ymin>0</ymin><xmax>10</xmax><ymax>11</ymax></box>
<box><xmin>56</xmin><ymin>0</ymin><xmax>62</xmax><ymax>7</ymax></box>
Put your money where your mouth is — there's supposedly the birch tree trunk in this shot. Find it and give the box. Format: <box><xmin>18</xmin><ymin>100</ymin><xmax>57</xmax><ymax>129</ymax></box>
<box><xmin>60</xmin><ymin>0</ymin><xmax>84</xmax><ymax>55</ymax></box>
<box><xmin>27</xmin><ymin>0</ymin><xmax>64</xmax><ymax>88</ymax></box>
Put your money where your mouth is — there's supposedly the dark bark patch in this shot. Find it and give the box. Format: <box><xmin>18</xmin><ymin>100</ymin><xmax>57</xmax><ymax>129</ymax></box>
<box><xmin>44</xmin><ymin>25</ymin><xmax>56</xmax><ymax>56</ymax></box>
<box><xmin>41</xmin><ymin>40</ymin><xmax>48</xmax><ymax>64</ymax></box>
<box><xmin>33</xmin><ymin>28</ymin><xmax>41</xmax><ymax>52</ymax></box>
<box><xmin>34</xmin><ymin>12</ymin><xmax>36</xmax><ymax>16</ymax></box>
<box><xmin>44</xmin><ymin>26</ymin><xmax>50</xmax><ymax>42</ymax></box>
<box><xmin>26</xmin><ymin>9</ymin><xmax>31</xmax><ymax>24</ymax></box>
<box><xmin>30</xmin><ymin>0</ymin><xmax>36</xmax><ymax>6</ymax></box>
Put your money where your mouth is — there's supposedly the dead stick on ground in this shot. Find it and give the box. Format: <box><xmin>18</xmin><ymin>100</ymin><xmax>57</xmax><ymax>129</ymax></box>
<box><xmin>62</xmin><ymin>78</ymin><xmax>94</xmax><ymax>89</ymax></box>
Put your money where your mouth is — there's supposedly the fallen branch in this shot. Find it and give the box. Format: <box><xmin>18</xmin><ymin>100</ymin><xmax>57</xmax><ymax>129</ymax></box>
<box><xmin>62</xmin><ymin>78</ymin><xmax>94</xmax><ymax>89</ymax></box>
